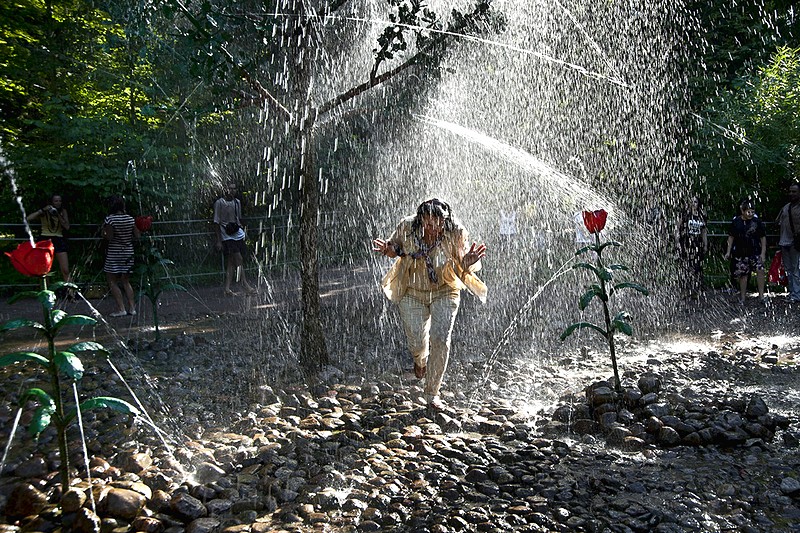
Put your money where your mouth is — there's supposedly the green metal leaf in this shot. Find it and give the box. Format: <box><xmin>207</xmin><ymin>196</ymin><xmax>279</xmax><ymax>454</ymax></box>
<box><xmin>7</xmin><ymin>291</ymin><xmax>42</xmax><ymax>304</ymax></box>
<box><xmin>68</xmin><ymin>341</ymin><xmax>110</xmax><ymax>356</ymax></box>
<box><xmin>596</xmin><ymin>241</ymin><xmax>623</xmax><ymax>254</ymax></box>
<box><xmin>50</xmin><ymin>281</ymin><xmax>79</xmax><ymax>293</ymax></box>
<box><xmin>30</xmin><ymin>406</ymin><xmax>53</xmax><ymax>437</ymax></box>
<box><xmin>0</xmin><ymin>318</ymin><xmax>46</xmax><ymax>333</ymax></box>
<box><xmin>82</xmin><ymin>397</ymin><xmax>139</xmax><ymax>414</ymax></box>
<box><xmin>20</xmin><ymin>388</ymin><xmax>55</xmax><ymax>410</ymax></box>
<box><xmin>65</xmin><ymin>397</ymin><xmax>140</xmax><ymax>424</ymax></box>
<box><xmin>560</xmin><ymin>322</ymin><xmax>607</xmax><ymax>341</ymax></box>
<box><xmin>0</xmin><ymin>352</ymin><xmax>49</xmax><ymax>368</ymax></box>
<box><xmin>50</xmin><ymin>309</ymin><xmax>67</xmax><ymax>326</ymax></box>
<box><xmin>572</xmin><ymin>262</ymin><xmax>600</xmax><ymax>277</ymax></box>
<box><xmin>37</xmin><ymin>291</ymin><xmax>57</xmax><ymax>311</ymax></box>
<box><xmin>574</xmin><ymin>245</ymin><xmax>595</xmax><ymax>256</ymax></box>
<box><xmin>612</xmin><ymin>318</ymin><xmax>633</xmax><ymax>336</ymax></box>
<box><xmin>611</xmin><ymin>311</ymin><xmax>633</xmax><ymax>336</ymax></box>
<box><xmin>55</xmin><ymin>351</ymin><xmax>84</xmax><ymax>380</ymax></box>
<box><xmin>579</xmin><ymin>286</ymin><xmax>603</xmax><ymax>310</ymax></box>
<box><xmin>613</xmin><ymin>282</ymin><xmax>649</xmax><ymax>296</ymax></box>
<box><xmin>53</xmin><ymin>315</ymin><xmax>97</xmax><ymax>332</ymax></box>
<box><xmin>608</xmin><ymin>264</ymin><xmax>629</xmax><ymax>271</ymax></box>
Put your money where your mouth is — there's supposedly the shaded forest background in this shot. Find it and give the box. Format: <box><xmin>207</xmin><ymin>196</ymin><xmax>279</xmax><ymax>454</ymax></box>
<box><xmin>1</xmin><ymin>0</ymin><xmax>799</xmax><ymax>288</ymax></box>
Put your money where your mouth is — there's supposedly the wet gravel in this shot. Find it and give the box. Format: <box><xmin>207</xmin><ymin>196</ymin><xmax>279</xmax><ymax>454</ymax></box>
<box><xmin>0</xmin><ymin>286</ymin><xmax>798</xmax><ymax>532</ymax></box>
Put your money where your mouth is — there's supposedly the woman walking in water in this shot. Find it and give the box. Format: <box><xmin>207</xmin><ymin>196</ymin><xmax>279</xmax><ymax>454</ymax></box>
<box><xmin>373</xmin><ymin>198</ymin><xmax>487</xmax><ymax>410</ymax></box>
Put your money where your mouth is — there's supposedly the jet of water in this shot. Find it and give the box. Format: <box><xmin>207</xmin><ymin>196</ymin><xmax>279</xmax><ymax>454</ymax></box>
<box><xmin>0</xmin><ymin>142</ymin><xmax>34</xmax><ymax>244</ymax></box>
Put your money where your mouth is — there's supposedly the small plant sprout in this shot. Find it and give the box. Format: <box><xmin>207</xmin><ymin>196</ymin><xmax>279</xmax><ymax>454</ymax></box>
<box><xmin>560</xmin><ymin>210</ymin><xmax>649</xmax><ymax>393</ymax></box>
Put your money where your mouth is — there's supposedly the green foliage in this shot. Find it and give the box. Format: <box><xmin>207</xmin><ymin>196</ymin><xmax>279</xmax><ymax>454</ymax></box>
<box><xmin>688</xmin><ymin>0</ymin><xmax>798</xmax><ymax>217</ymax></box>
<box><xmin>0</xmin><ymin>0</ymin><xmax>218</xmax><ymax>224</ymax></box>
<box><xmin>373</xmin><ymin>0</ymin><xmax>440</xmax><ymax>78</ymax></box>
<box><xmin>1</xmin><ymin>283</ymin><xmax>139</xmax><ymax>487</ymax></box>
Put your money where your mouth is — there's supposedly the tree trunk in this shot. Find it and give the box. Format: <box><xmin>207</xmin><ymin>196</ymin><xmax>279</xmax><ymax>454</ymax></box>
<box><xmin>288</xmin><ymin>5</ymin><xmax>328</xmax><ymax>371</ymax></box>
<box><xmin>298</xmin><ymin>125</ymin><xmax>329</xmax><ymax>370</ymax></box>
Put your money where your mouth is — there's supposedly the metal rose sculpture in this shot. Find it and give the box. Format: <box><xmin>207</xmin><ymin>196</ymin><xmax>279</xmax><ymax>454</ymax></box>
<box><xmin>561</xmin><ymin>209</ymin><xmax>649</xmax><ymax>392</ymax></box>
<box><xmin>135</xmin><ymin>215</ymin><xmax>153</xmax><ymax>232</ymax></box>
<box><xmin>5</xmin><ymin>240</ymin><xmax>54</xmax><ymax>277</ymax></box>
<box><xmin>2</xmin><ymin>240</ymin><xmax>139</xmax><ymax>488</ymax></box>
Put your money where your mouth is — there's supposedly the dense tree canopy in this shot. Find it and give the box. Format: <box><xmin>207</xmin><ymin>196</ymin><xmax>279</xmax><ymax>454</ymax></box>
<box><xmin>688</xmin><ymin>0</ymin><xmax>799</xmax><ymax>218</ymax></box>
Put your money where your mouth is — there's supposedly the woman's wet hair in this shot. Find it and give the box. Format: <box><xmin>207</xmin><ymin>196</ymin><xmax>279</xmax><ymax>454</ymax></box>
<box><xmin>413</xmin><ymin>198</ymin><xmax>456</xmax><ymax>232</ymax></box>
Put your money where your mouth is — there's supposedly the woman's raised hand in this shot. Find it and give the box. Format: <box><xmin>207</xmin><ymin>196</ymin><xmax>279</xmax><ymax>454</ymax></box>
<box><xmin>372</xmin><ymin>238</ymin><xmax>396</xmax><ymax>257</ymax></box>
<box><xmin>463</xmin><ymin>242</ymin><xmax>487</xmax><ymax>268</ymax></box>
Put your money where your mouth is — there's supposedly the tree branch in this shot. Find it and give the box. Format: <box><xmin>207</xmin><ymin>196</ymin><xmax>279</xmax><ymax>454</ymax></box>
<box><xmin>317</xmin><ymin>2</ymin><xmax>492</xmax><ymax>117</ymax></box>
<box><xmin>317</xmin><ymin>46</ymin><xmax>428</xmax><ymax>117</ymax></box>
<box><xmin>326</xmin><ymin>0</ymin><xmax>350</xmax><ymax>14</ymax></box>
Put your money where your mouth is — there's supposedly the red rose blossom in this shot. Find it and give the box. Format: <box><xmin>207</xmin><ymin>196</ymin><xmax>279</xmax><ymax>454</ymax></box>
<box><xmin>135</xmin><ymin>215</ymin><xmax>153</xmax><ymax>232</ymax></box>
<box><xmin>5</xmin><ymin>240</ymin><xmax>54</xmax><ymax>277</ymax></box>
<box><xmin>582</xmin><ymin>209</ymin><xmax>608</xmax><ymax>234</ymax></box>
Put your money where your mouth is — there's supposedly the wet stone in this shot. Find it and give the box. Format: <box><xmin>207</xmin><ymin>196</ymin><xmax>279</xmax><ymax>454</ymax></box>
<box><xmin>73</xmin><ymin>507</ymin><xmax>102</xmax><ymax>533</ymax></box>
<box><xmin>5</xmin><ymin>483</ymin><xmax>48</xmax><ymax>519</ymax></box>
<box><xmin>186</xmin><ymin>517</ymin><xmax>221</xmax><ymax>533</ymax></box>
<box><xmin>131</xmin><ymin>517</ymin><xmax>165</xmax><ymax>533</ymax></box>
<box><xmin>120</xmin><ymin>452</ymin><xmax>153</xmax><ymax>473</ymax></box>
<box><xmin>571</xmin><ymin>418</ymin><xmax>601</xmax><ymax>434</ymax></box>
<box><xmin>14</xmin><ymin>457</ymin><xmax>48</xmax><ymax>479</ymax></box>
<box><xmin>745</xmin><ymin>396</ymin><xmax>769</xmax><ymax>417</ymax></box>
<box><xmin>62</xmin><ymin>488</ymin><xmax>88</xmax><ymax>513</ymax></box>
<box><xmin>101</xmin><ymin>487</ymin><xmax>147</xmax><ymax>521</ymax></box>
<box><xmin>170</xmin><ymin>492</ymin><xmax>208</xmax><ymax>521</ymax></box>
<box><xmin>638</xmin><ymin>374</ymin><xmax>662</xmax><ymax>394</ymax></box>
<box><xmin>644</xmin><ymin>403</ymin><xmax>671</xmax><ymax>418</ymax></box>
<box><xmin>587</xmin><ymin>386</ymin><xmax>617</xmax><ymax>406</ymax></box>
<box><xmin>658</xmin><ymin>427</ymin><xmax>681</xmax><ymax>446</ymax></box>
<box><xmin>780</xmin><ymin>477</ymin><xmax>800</xmax><ymax>495</ymax></box>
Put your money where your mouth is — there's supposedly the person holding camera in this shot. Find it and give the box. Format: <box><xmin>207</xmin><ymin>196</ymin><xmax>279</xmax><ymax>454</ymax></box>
<box><xmin>27</xmin><ymin>193</ymin><xmax>72</xmax><ymax>284</ymax></box>
<box><xmin>214</xmin><ymin>183</ymin><xmax>255</xmax><ymax>296</ymax></box>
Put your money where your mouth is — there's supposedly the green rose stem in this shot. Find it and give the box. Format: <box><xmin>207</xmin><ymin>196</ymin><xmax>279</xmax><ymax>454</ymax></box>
<box><xmin>35</xmin><ymin>274</ymin><xmax>70</xmax><ymax>488</ymax></box>
<box><xmin>594</xmin><ymin>231</ymin><xmax>621</xmax><ymax>393</ymax></box>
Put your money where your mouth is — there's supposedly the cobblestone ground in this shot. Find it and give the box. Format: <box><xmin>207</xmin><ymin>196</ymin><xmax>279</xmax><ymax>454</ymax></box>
<box><xmin>0</xmin><ymin>269</ymin><xmax>798</xmax><ymax>532</ymax></box>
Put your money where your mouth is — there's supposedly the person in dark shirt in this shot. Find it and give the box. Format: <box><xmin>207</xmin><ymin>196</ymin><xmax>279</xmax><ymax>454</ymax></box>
<box><xmin>675</xmin><ymin>196</ymin><xmax>708</xmax><ymax>296</ymax></box>
<box><xmin>724</xmin><ymin>200</ymin><xmax>766</xmax><ymax>305</ymax></box>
